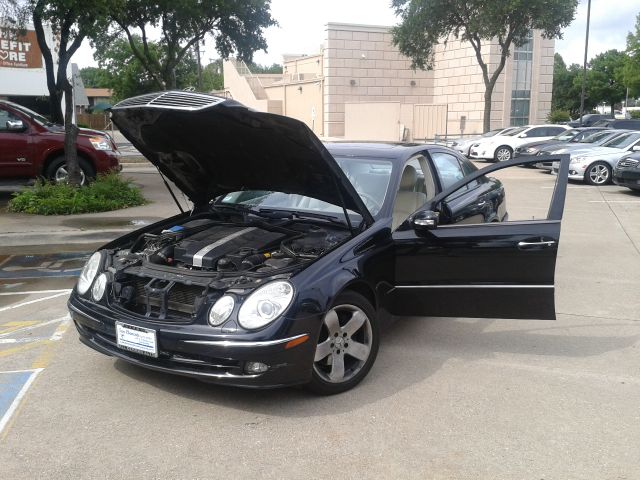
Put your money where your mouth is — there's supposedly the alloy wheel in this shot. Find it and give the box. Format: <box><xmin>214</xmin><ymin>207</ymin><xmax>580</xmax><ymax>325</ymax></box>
<box><xmin>54</xmin><ymin>165</ymin><xmax>86</xmax><ymax>185</ymax></box>
<box><xmin>495</xmin><ymin>147</ymin><xmax>512</xmax><ymax>162</ymax></box>
<box><xmin>588</xmin><ymin>163</ymin><xmax>610</xmax><ymax>185</ymax></box>
<box><xmin>313</xmin><ymin>304</ymin><xmax>373</xmax><ymax>384</ymax></box>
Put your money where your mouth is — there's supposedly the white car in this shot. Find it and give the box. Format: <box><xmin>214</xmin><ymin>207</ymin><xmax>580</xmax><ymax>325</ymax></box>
<box><xmin>550</xmin><ymin>131</ymin><xmax>640</xmax><ymax>185</ymax></box>
<box><xmin>447</xmin><ymin>127</ymin><xmax>519</xmax><ymax>156</ymax></box>
<box><xmin>469</xmin><ymin>125</ymin><xmax>571</xmax><ymax>162</ymax></box>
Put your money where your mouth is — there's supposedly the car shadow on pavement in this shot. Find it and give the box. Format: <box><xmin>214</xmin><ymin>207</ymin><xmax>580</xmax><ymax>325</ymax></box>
<box><xmin>112</xmin><ymin>315</ymin><xmax>640</xmax><ymax>417</ymax></box>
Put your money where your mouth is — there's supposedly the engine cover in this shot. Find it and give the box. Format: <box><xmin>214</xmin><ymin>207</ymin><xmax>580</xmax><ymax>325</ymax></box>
<box><xmin>174</xmin><ymin>226</ymin><xmax>286</xmax><ymax>269</ymax></box>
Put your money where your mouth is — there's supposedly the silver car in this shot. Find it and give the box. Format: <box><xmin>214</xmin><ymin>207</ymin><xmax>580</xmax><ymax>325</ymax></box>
<box><xmin>551</xmin><ymin>131</ymin><xmax>640</xmax><ymax>185</ymax></box>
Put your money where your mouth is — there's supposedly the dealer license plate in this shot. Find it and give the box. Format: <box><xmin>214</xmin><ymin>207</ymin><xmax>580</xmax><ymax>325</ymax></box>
<box><xmin>116</xmin><ymin>322</ymin><xmax>158</xmax><ymax>358</ymax></box>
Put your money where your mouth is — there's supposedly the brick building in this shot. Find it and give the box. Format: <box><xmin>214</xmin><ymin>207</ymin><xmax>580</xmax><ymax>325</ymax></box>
<box><xmin>223</xmin><ymin>22</ymin><xmax>554</xmax><ymax>141</ymax></box>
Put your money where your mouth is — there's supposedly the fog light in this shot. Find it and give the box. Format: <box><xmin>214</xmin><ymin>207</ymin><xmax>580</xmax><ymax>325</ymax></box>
<box><xmin>245</xmin><ymin>362</ymin><xmax>269</xmax><ymax>374</ymax></box>
<box><xmin>91</xmin><ymin>273</ymin><xmax>108</xmax><ymax>301</ymax></box>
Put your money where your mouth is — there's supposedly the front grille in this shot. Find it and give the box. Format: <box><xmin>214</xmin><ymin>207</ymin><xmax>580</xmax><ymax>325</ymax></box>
<box><xmin>618</xmin><ymin>158</ymin><xmax>639</xmax><ymax>168</ymax></box>
<box><xmin>112</xmin><ymin>91</ymin><xmax>225</xmax><ymax>111</ymax></box>
<box><xmin>114</xmin><ymin>276</ymin><xmax>207</xmax><ymax>323</ymax></box>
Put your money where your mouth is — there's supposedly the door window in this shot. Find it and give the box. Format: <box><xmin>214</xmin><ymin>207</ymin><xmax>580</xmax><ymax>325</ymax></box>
<box><xmin>0</xmin><ymin>108</ymin><xmax>22</xmax><ymax>132</ymax></box>
<box><xmin>526</xmin><ymin>127</ymin><xmax>548</xmax><ymax>137</ymax></box>
<box><xmin>431</xmin><ymin>152</ymin><xmax>466</xmax><ymax>190</ymax></box>
<box><xmin>392</xmin><ymin>155</ymin><xmax>434</xmax><ymax>230</ymax></box>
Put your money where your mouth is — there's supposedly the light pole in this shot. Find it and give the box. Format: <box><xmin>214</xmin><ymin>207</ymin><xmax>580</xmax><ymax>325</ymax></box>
<box><xmin>579</xmin><ymin>0</ymin><xmax>592</xmax><ymax>126</ymax></box>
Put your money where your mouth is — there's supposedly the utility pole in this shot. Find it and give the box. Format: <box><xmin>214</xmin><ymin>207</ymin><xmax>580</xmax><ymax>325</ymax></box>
<box><xmin>195</xmin><ymin>40</ymin><xmax>203</xmax><ymax>91</ymax></box>
<box><xmin>579</xmin><ymin>0</ymin><xmax>592</xmax><ymax>126</ymax></box>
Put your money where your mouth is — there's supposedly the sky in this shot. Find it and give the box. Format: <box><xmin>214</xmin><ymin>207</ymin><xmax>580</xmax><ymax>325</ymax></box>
<box><xmin>73</xmin><ymin>0</ymin><xmax>639</xmax><ymax>69</ymax></box>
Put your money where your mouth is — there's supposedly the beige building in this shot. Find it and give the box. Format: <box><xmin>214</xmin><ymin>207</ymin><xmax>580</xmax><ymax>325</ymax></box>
<box><xmin>223</xmin><ymin>23</ymin><xmax>554</xmax><ymax>141</ymax></box>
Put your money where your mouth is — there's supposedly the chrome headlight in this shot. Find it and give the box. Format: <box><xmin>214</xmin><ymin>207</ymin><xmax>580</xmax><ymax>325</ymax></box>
<box><xmin>77</xmin><ymin>252</ymin><xmax>103</xmax><ymax>295</ymax></box>
<box><xmin>238</xmin><ymin>281</ymin><xmax>294</xmax><ymax>330</ymax></box>
<box><xmin>209</xmin><ymin>295</ymin><xmax>235</xmax><ymax>326</ymax></box>
<box><xmin>89</xmin><ymin>136</ymin><xmax>112</xmax><ymax>151</ymax></box>
<box><xmin>91</xmin><ymin>273</ymin><xmax>108</xmax><ymax>301</ymax></box>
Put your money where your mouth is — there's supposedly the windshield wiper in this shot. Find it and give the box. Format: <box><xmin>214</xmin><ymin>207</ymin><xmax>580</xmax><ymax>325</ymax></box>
<box><xmin>258</xmin><ymin>208</ymin><xmax>351</xmax><ymax>226</ymax></box>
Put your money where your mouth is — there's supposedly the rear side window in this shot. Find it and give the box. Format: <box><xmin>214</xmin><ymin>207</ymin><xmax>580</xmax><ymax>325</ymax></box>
<box><xmin>0</xmin><ymin>108</ymin><xmax>22</xmax><ymax>132</ymax></box>
<box><xmin>546</xmin><ymin>127</ymin><xmax>567</xmax><ymax>136</ymax></box>
<box><xmin>526</xmin><ymin>127</ymin><xmax>548</xmax><ymax>137</ymax></box>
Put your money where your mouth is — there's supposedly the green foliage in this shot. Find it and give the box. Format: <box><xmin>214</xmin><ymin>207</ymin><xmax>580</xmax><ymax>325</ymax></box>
<box><xmin>547</xmin><ymin>110</ymin><xmax>571</xmax><ymax>123</ymax></box>
<box><xmin>94</xmin><ymin>0</ymin><xmax>276</xmax><ymax>90</ymax></box>
<box><xmin>584</xmin><ymin>50</ymin><xmax>628</xmax><ymax>114</ymax></box>
<box><xmin>8</xmin><ymin>173</ymin><xmax>147</xmax><ymax>215</ymax></box>
<box><xmin>623</xmin><ymin>14</ymin><xmax>640</xmax><ymax>97</ymax></box>
<box><xmin>630</xmin><ymin>110</ymin><xmax>640</xmax><ymax>119</ymax></box>
<box><xmin>552</xmin><ymin>53</ymin><xmax>582</xmax><ymax>116</ymax></box>
<box><xmin>79</xmin><ymin>66</ymin><xmax>112</xmax><ymax>88</ymax></box>
<box><xmin>247</xmin><ymin>62</ymin><xmax>283</xmax><ymax>74</ymax></box>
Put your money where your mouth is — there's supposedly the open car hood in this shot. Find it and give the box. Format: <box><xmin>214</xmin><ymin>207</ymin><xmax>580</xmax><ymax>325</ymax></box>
<box><xmin>110</xmin><ymin>91</ymin><xmax>373</xmax><ymax>224</ymax></box>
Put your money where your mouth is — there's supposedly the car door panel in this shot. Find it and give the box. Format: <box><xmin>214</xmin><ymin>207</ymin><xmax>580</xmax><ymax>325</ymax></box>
<box><xmin>387</xmin><ymin>154</ymin><xmax>569</xmax><ymax>321</ymax></box>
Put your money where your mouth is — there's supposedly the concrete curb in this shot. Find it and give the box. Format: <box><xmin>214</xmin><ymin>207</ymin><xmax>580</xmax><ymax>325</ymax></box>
<box><xmin>0</xmin><ymin>228</ymin><xmax>136</xmax><ymax>248</ymax></box>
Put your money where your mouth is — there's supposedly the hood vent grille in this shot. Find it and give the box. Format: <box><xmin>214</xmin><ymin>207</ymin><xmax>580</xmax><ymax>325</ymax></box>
<box><xmin>113</xmin><ymin>91</ymin><xmax>225</xmax><ymax>111</ymax></box>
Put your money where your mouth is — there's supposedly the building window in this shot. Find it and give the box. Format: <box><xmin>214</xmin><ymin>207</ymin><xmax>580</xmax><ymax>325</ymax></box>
<box><xmin>510</xmin><ymin>34</ymin><xmax>533</xmax><ymax>126</ymax></box>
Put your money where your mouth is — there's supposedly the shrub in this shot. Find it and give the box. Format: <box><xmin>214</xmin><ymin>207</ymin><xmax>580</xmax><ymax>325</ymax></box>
<box><xmin>629</xmin><ymin>110</ymin><xmax>640</xmax><ymax>119</ymax></box>
<box><xmin>8</xmin><ymin>173</ymin><xmax>147</xmax><ymax>215</ymax></box>
<box><xmin>547</xmin><ymin>110</ymin><xmax>571</xmax><ymax>123</ymax></box>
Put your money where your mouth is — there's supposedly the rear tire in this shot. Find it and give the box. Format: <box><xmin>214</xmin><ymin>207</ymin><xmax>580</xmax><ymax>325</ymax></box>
<box><xmin>45</xmin><ymin>156</ymin><xmax>95</xmax><ymax>185</ymax></box>
<box><xmin>494</xmin><ymin>146</ymin><xmax>513</xmax><ymax>162</ymax></box>
<box><xmin>307</xmin><ymin>291</ymin><xmax>379</xmax><ymax>395</ymax></box>
<box><xmin>584</xmin><ymin>161</ymin><xmax>611</xmax><ymax>186</ymax></box>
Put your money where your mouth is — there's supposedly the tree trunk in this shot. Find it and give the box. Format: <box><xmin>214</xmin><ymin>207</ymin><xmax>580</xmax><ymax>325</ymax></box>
<box><xmin>48</xmin><ymin>91</ymin><xmax>64</xmax><ymax>125</ymax></box>
<box><xmin>483</xmin><ymin>84</ymin><xmax>495</xmax><ymax>133</ymax></box>
<box><xmin>62</xmin><ymin>80</ymin><xmax>81</xmax><ymax>186</ymax></box>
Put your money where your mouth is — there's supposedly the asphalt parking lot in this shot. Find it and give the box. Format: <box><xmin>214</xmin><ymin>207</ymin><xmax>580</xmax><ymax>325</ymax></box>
<box><xmin>1</xmin><ymin>165</ymin><xmax>639</xmax><ymax>479</ymax></box>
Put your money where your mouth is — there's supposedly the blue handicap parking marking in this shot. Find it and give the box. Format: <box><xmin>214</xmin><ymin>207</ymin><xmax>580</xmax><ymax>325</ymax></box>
<box><xmin>0</xmin><ymin>370</ymin><xmax>40</xmax><ymax>433</ymax></box>
<box><xmin>0</xmin><ymin>253</ymin><xmax>89</xmax><ymax>279</ymax></box>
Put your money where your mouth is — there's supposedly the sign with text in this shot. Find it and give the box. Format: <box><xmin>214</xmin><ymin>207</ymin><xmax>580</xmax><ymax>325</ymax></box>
<box><xmin>0</xmin><ymin>29</ymin><xmax>42</xmax><ymax>69</ymax></box>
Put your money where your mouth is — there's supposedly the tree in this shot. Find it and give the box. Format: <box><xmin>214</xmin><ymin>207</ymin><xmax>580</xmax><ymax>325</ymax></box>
<box><xmin>623</xmin><ymin>14</ymin><xmax>640</xmax><ymax>98</ymax></box>
<box><xmin>583</xmin><ymin>50</ymin><xmax>628</xmax><ymax>115</ymax></box>
<box><xmin>552</xmin><ymin>53</ymin><xmax>582</xmax><ymax>117</ymax></box>
<box><xmin>97</xmin><ymin>0</ymin><xmax>276</xmax><ymax>91</ymax></box>
<box><xmin>79</xmin><ymin>67</ymin><xmax>112</xmax><ymax>88</ymax></box>
<box><xmin>391</xmin><ymin>0</ymin><xmax>578</xmax><ymax>132</ymax></box>
<box><xmin>1</xmin><ymin>0</ymin><xmax>110</xmax><ymax>185</ymax></box>
<box><xmin>247</xmin><ymin>62</ymin><xmax>283</xmax><ymax>74</ymax></box>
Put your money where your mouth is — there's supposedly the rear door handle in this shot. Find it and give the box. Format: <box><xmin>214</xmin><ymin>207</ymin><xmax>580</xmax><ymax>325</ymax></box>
<box><xmin>518</xmin><ymin>240</ymin><xmax>556</xmax><ymax>249</ymax></box>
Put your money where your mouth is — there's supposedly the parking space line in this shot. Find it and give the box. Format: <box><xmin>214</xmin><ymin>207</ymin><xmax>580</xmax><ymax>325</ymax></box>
<box><xmin>588</xmin><ymin>200</ymin><xmax>640</xmax><ymax>203</ymax></box>
<box><xmin>0</xmin><ymin>291</ymin><xmax>69</xmax><ymax>313</ymax></box>
<box><xmin>0</xmin><ymin>316</ymin><xmax>69</xmax><ymax>338</ymax></box>
<box><xmin>0</xmin><ymin>289</ymin><xmax>72</xmax><ymax>296</ymax></box>
<box><xmin>0</xmin><ymin>368</ymin><xmax>43</xmax><ymax>436</ymax></box>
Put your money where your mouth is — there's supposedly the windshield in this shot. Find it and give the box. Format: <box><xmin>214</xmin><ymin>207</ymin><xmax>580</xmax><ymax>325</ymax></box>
<box><xmin>8</xmin><ymin>102</ymin><xmax>52</xmax><ymax>126</ymax></box>
<box><xmin>481</xmin><ymin>128</ymin><xmax>504</xmax><ymax>138</ymax></box>
<box><xmin>505</xmin><ymin>127</ymin><xmax>527</xmax><ymax>136</ymax></box>
<box><xmin>551</xmin><ymin>129</ymin><xmax>580</xmax><ymax>141</ymax></box>
<box><xmin>218</xmin><ymin>157</ymin><xmax>393</xmax><ymax>218</ymax></box>
<box><xmin>603</xmin><ymin>132</ymin><xmax>640</xmax><ymax>149</ymax></box>
<box><xmin>579</xmin><ymin>131</ymin><xmax>618</xmax><ymax>144</ymax></box>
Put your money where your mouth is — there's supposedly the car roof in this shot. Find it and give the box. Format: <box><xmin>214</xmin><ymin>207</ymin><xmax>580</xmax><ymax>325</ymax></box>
<box><xmin>324</xmin><ymin>142</ymin><xmax>448</xmax><ymax>161</ymax></box>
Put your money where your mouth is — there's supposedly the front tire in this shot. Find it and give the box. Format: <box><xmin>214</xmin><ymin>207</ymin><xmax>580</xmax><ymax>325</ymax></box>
<box><xmin>585</xmin><ymin>161</ymin><xmax>611</xmax><ymax>186</ymax></box>
<box><xmin>494</xmin><ymin>146</ymin><xmax>513</xmax><ymax>162</ymax></box>
<box><xmin>45</xmin><ymin>156</ymin><xmax>95</xmax><ymax>185</ymax></box>
<box><xmin>307</xmin><ymin>291</ymin><xmax>379</xmax><ymax>395</ymax></box>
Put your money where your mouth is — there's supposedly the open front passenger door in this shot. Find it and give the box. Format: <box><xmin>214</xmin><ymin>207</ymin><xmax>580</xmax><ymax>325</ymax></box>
<box><xmin>388</xmin><ymin>155</ymin><xmax>569</xmax><ymax>320</ymax></box>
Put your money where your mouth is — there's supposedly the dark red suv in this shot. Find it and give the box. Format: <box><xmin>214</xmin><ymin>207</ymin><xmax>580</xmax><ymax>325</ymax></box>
<box><xmin>0</xmin><ymin>100</ymin><xmax>121</xmax><ymax>184</ymax></box>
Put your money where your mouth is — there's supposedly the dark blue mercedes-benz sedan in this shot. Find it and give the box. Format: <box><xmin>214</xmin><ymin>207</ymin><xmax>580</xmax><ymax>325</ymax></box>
<box><xmin>68</xmin><ymin>91</ymin><xmax>570</xmax><ymax>394</ymax></box>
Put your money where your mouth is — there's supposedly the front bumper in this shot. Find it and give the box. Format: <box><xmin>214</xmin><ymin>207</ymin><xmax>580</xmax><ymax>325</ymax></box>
<box><xmin>551</xmin><ymin>162</ymin><xmax>586</xmax><ymax>181</ymax></box>
<box><xmin>68</xmin><ymin>294</ymin><xmax>319</xmax><ymax>388</ymax></box>
<box><xmin>613</xmin><ymin>169</ymin><xmax>640</xmax><ymax>190</ymax></box>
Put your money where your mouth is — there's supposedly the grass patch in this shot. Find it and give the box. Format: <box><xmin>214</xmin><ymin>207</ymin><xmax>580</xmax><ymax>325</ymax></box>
<box><xmin>8</xmin><ymin>173</ymin><xmax>147</xmax><ymax>215</ymax></box>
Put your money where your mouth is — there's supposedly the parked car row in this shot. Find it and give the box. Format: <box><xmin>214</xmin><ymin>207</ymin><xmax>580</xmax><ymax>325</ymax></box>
<box><xmin>453</xmin><ymin>123</ymin><xmax>640</xmax><ymax>192</ymax></box>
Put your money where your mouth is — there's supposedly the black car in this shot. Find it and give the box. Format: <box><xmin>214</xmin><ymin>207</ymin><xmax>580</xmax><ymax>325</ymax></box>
<box><xmin>592</xmin><ymin>119</ymin><xmax>640</xmax><ymax>130</ymax></box>
<box><xmin>514</xmin><ymin>127</ymin><xmax>606</xmax><ymax>158</ymax></box>
<box><xmin>613</xmin><ymin>152</ymin><xmax>640</xmax><ymax>192</ymax></box>
<box><xmin>567</xmin><ymin>114</ymin><xmax>613</xmax><ymax>127</ymax></box>
<box><xmin>68</xmin><ymin>91</ymin><xmax>569</xmax><ymax>394</ymax></box>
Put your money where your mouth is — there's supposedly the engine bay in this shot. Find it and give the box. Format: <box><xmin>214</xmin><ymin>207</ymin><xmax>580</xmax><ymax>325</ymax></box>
<box><xmin>113</xmin><ymin>215</ymin><xmax>349</xmax><ymax>277</ymax></box>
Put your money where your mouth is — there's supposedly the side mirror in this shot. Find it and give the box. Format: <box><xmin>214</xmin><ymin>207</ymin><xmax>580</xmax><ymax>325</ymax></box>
<box><xmin>6</xmin><ymin>119</ymin><xmax>25</xmax><ymax>131</ymax></box>
<box><xmin>632</xmin><ymin>145</ymin><xmax>640</xmax><ymax>152</ymax></box>
<box><xmin>518</xmin><ymin>133</ymin><xmax>527</xmax><ymax>138</ymax></box>
<box><xmin>412</xmin><ymin>210</ymin><xmax>439</xmax><ymax>231</ymax></box>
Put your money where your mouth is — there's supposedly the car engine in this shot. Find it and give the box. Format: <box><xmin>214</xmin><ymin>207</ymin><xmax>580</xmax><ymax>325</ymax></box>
<box><xmin>104</xmin><ymin>216</ymin><xmax>349</xmax><ymax>320</ymax></box>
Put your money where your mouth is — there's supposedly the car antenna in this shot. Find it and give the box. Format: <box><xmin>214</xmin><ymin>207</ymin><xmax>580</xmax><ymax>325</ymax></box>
<box><xmin>154</xmin><ymin>165</ymin><xmax>185</xmax><ymax>213</ymax></box>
